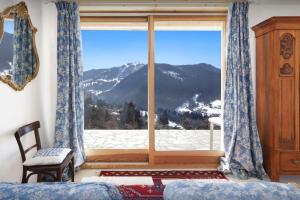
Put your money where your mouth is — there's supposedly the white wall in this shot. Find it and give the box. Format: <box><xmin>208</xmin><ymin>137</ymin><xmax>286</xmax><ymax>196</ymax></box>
<box><xmin>0</xmin><ymin>0</ymin><xmax>57</xmax><ymax>182</ymax></box>
<box><xmin>249</xmin><ymin>2</ymin><xmax>300</xmax><ymax>86</ymax></box>
<box><xmin>39</xmin><ymin>1</ymin><xmax>57</xmax><ymax>152</ymax></box>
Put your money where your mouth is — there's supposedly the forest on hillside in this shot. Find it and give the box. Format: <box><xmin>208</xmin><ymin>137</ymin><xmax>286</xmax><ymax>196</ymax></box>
<box><xmin>84</xmin><ymin>95</ymin><xmax>220</xmax><ymax>130</ymax></box>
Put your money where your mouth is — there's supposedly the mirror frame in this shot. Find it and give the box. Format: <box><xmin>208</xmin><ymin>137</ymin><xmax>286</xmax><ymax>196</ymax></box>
<box><xmin>0</xmin><ymin>1</ymin><xmax>39</xmax><ymax>91</ymax></box>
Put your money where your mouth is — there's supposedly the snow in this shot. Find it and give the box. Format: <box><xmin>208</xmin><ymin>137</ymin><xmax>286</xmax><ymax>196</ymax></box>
<box><xmin>209</xmin><ymin>117</ymin><xmax>222</xmax><ymax>126</ymax></box>
<box><xmin>193</xmin><ymin>94</ymin><xmax>199</xmax><ymax>102</ymax></box>
<box><xmin>0</xmin><ymin>69</ymin><xmax>11</xmax><ymax>76</ymax></box>
<box><xmin>88</xmin><ymin>89</ymin><xmax>103</xmax><ymax>95</ymax></box>
<box><xmin>168</xmin><ymin>120</ymin><xmax>184</xmax><ymax>129</ymax></box>
<box><xmin>140</xmin><ymin>110</ymin><xmax>148</xmax><ymax>117</ymax></box>
<box><xmin>87</xmin><ymin>104</ymin><xmax>98</xmax><ymax>108</ymax></box>
<box><xmin>83</xmin><ymin>77</ymin><xmax>121</xmax><ymax>95</ymax></box>
<box><xmin>120</xmin><ymin>62</ymin><xmax>144</xmax><ymax>75</ymax></box>
<box><xmin>83</xmin><ymin>78</ymin><xmax>118</xmax><ymax>87</ymax></box>
<box><xmin>176</xmin><ymin>102</ymin><xmax>192</xmax><ymax>113</ymax></box>
<box><xmin>176</xmin><ymin>94</ymin><xmax>221</xmax><ymax>117</ymax></box>
<box><xmin>96</xmin><ymin>78</ymin><xmax>119</xmax><ymax>83</ymax></box>
<box><xmin>211</xmin><ymin>100</ymin><xmax>222</xmax><ymax>108</ymax></box>
<box><xmin>111</xmin><ymin>111</ymin><xmax>119</xmax><ymax>115</ymax></box>
<box><xmin>201</xmin><ymin>105</ymin><xmax>222</xmax><ymax>116</ymax></box>
<box><xmin>0</xmin><ymin>62</ymin><xmax>13</xmax><ymax>76</ymax></box>
<box><xmin>126</xmin><ymin>62</ymin><xmax>143</xmax><ymax>67</ymax></box>
<box><xmin>83</xmin><ymin>81</ymin><xmax>98</xmax><ymax>87</ymax></box>
<box><xmin>162</xmin><ymin>70</ymin><xmax>183</xmax><ymax>81</ymax></box>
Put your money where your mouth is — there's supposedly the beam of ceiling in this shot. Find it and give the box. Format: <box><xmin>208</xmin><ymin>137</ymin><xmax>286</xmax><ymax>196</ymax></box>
<box><xmin>79</xmin><ymin>0</ymin><xmax>235</xmax><ymax>6</ymax></box>
<box><xmin>78</xmin><ymin>0</ymin><xmax>232</xmax><ymax>13</ymax></box>
<box><xmin>81</xmin><ymin>20</ymin><xmax>224</xmax><ymax>31</ymax></box>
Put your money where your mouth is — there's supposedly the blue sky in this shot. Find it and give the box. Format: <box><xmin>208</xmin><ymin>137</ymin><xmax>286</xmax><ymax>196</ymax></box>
<box><xmin>81</xmin><ymin>30</ymin><xmax>221</xmax><ymax>71</ymax></box>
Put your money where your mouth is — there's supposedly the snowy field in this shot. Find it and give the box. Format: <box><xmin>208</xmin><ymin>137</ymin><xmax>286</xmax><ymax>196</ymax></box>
<box><xmin>84</xmin><ymin>129</ymin><xmax>222</xmax><ymax>150</ymax></box>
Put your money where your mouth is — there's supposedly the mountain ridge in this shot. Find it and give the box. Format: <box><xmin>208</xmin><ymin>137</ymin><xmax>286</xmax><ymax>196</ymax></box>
<box><xmin>83</xmin><ymin>62</ymin><xmax>221</xmax><ymax>111</ymax></box>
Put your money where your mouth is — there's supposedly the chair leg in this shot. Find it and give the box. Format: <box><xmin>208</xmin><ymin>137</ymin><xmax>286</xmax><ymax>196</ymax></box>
<box><xmin>56</xmin><ymin>169</ymin><xmax>63</xmax><ymax>182</ymax></box>
<box><xmin>22</xmin><ymin>167</ymin><xmax>28</xmax><ymax>183</ymax></box>
<box><xmin>37</xmin><ymin>174</ymin><xmax>43</xmax><ymax>182</ymax></box>
<box><xmin>71</xmin><ymin>157</ymin><xmax>75</xmax><ymax>182</ymax></box>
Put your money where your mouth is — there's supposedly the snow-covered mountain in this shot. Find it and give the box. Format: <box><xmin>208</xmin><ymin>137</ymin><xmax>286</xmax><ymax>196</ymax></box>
<box><xmin>83</xmin><ymin>62</ymin><xmax>145</xmax><ymax>96</ymax></box>
<box><xmin>84</xmin><ymin>63</ymin><xmax>221</xmax><ymax>111</ymax></box>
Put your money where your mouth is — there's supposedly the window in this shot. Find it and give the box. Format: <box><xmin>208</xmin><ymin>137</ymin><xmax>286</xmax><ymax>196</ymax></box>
<box><xmin>82</xmin><ymin>21</ymin><xmax>149</xmax><ymax>151</ymax></box>
<box><xmin>81</xmin><ymin>16</ymin><xmax>226</xmax><ymax>165</ymax></box>
<box><xmin>154</xmin><ymin>21</ymin><xmax>222</xmax><ymax>151</ymax></box>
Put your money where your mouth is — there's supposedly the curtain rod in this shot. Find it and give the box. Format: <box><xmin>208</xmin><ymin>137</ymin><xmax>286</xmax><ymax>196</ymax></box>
<box><xmin>46</xmin><ymin>0</ymin><xmax>79</xmax><ymax>4</ymax></box>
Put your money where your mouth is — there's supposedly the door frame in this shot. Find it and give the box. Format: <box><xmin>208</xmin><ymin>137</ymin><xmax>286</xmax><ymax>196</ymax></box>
<box><xmin>81</xmin><ymin>14</ymin><xmax>227</xmax><ymax>168</ymax></box>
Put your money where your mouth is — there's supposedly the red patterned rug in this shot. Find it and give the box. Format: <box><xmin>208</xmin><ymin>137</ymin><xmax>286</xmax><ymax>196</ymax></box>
<box><xmin>100</xmin><ymin>170</ymin><xmax>227</xmax><ymax>200</ymax></box>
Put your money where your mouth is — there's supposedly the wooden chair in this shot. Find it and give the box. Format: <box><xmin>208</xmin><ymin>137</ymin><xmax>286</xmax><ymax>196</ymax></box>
<box><xmin>15</xmin><ymin>121</ymin><xmax>75</xmax><ymax>183</ymax></box>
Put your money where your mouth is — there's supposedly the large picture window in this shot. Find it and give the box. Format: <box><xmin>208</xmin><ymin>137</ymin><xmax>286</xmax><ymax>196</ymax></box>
<box><xmin>81</xmin><ymin>16</ymin><xmax>226</xmax><ymax>165</ymax></box>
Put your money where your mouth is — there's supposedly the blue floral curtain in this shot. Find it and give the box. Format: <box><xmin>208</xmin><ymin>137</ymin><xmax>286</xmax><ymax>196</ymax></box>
<box><xmin>13</xmin><ymin>14</ymin><xmax>36</xmax><ymax>86</ymax></box>
<box><xmin>54</xmin><ymin>1</ymin><xmax>85</xmax><ymax>167</ymax></box>
<box><xmin>219</xmin><ymin>2</ymin><xmax>266</xmax><ymax>179</ymax></box>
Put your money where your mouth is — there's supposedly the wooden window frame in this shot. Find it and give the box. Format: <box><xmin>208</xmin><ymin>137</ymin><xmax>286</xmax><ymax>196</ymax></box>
<box><xmin>81</xmin><ymin>14</ymin><xmax>227</xmax><ymax>169</ymax></box>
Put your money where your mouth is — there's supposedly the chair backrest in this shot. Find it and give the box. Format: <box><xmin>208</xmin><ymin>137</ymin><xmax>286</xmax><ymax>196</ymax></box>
<box><xmin>15</xmin><ymin>121</ymin><xmax>41</xmax><ymax>163</ymax></box>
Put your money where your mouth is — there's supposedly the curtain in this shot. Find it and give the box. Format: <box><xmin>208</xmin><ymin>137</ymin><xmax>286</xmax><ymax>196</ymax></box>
<box><xmin>54</xmin><ymin>1</ymin><xmax>85</xmax><ymax>167</ymax></box>
<box><xmin>219</xmin><ymin>2</ymin><xmax>266</xmax><ymax>179</ymax></box>
<box><xmin>13</xmin><ymin>14</ymin><xmax>36</xmax><ymax>86</ymax></box>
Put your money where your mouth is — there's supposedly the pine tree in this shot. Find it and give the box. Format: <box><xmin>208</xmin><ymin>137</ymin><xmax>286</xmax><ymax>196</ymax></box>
<box><xmin>160</xmin><ymin>110</ymin><xmax>169</xmax><ymax>125</ymax></box>
<box><xmin>120</xmin><ymin>101</ymin><xmax>143</xmax><ymax>129</ymax></box>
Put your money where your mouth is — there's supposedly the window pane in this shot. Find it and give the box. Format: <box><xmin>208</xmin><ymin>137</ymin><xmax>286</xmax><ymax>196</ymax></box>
<box><xmin>82</xmin><ymin>23</ymin><xmax>149</xmax><ymax>149</ymax></box>
<box><xmin>154</xmin><ymin>21</ymin><xmax>222</xmax><ymax>151</ymax></box>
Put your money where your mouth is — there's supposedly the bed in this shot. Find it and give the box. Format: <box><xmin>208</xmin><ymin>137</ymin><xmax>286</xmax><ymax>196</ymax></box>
<box><xmin>0</xmin><ymin>182</ymin><xmax>122</xmax><ymax>200</ymax></box>
<box><xmin>163</xmin><ymin>180</ymin><xmax>300</xmax><ymax>200</ymax></box>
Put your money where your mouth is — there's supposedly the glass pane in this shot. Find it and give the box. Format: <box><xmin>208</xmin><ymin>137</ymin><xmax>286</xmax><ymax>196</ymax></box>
<box><xmin>81</xmin><ymin>22</ymin><xmax>148</xmax><ymax>149</ymax></box>
<box><xmin>154</xmin><ymin>21</ymin><xmax>222</xmax><ymax>151</ymax></box>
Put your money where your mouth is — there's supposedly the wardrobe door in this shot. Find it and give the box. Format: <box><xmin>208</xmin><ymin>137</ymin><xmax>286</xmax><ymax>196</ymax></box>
<box><xmin>276</xmin><ymin>30</ymin><xmax>298</xmax><ymax>150</ymax></box>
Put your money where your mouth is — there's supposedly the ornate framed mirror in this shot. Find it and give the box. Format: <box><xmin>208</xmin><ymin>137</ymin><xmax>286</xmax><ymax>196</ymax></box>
<box><xmin>0</xmin><ymin>1</ymin><xmax>39</xmax><ymax>91</ymax></box>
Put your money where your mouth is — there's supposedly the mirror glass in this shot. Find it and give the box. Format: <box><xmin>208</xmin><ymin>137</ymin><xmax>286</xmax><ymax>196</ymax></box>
<box><xmin>0</xmin><ymin>2</ymin><xmax>39</xmax><ymax>91</ymax></box>
<box><xmin>0</xmin><ymin>19</ymin><xmax>14</xmax><ymax>77</ymax></box>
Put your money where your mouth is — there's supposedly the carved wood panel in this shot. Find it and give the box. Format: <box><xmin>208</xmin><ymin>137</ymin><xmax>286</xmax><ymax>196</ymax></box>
<box><xmin>280</xmin><ymin>33</ymin><xmax>295</xmax><ymax>59</ymax></box>
<box><xmin>278</xmin><ymin>78</ymin><xmax>296</xmax><ymax>150</ymax></box>
<box><xmin>280</xmin><ymin>63</ymin><xmax>293</xmax><ymax>75</ymax></box>
<box><xmin>279</xmin><ymin>32</ymin><xmax>295</xmax><ymax>77</ymax></box>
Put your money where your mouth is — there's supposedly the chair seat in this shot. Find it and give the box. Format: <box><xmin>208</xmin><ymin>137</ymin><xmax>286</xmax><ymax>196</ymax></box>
<box><xmin>23</xmin><ymin>148</ymin><xmax>71</xmax><ymax>166</ymax></box>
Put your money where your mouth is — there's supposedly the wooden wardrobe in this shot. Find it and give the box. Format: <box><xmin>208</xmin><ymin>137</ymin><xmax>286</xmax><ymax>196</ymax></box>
<box><xmin>252</xmin><ymin>17</ymin><xmax>300</xmax><ymax>181</ymax></box>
